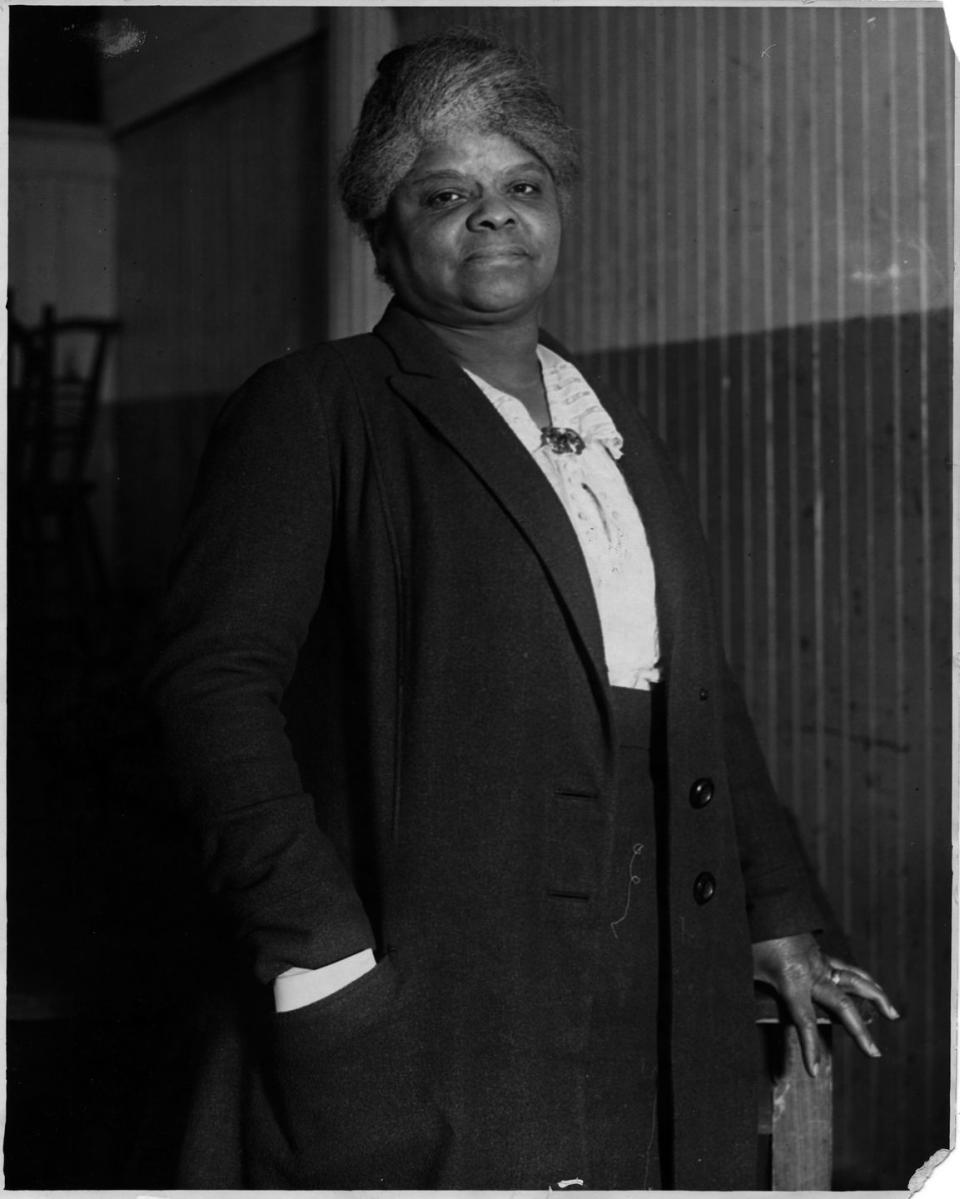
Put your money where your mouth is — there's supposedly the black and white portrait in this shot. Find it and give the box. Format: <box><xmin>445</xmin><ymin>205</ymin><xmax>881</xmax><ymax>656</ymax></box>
<box><xmin>4</xmin><ymin>3</ymin><xmax>954</xmax><ymax>1192</ymax></box>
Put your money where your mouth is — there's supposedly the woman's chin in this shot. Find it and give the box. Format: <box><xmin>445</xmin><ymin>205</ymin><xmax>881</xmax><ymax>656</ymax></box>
<box><xmin>455</xmin><ymin>284</ymin><xmax>548</xmax><ymax>322</ymax></box>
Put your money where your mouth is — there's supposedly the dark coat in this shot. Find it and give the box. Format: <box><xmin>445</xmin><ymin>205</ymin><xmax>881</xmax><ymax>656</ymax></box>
<box><xmin>150</xmin><ymin>301</ymin><xmax>825</xmax><ymax>1189</ymax></box>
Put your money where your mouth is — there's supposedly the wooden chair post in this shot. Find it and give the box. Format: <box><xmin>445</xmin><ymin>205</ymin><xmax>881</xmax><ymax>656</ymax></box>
<box><xmin>757</xmin><ymin>989</ymin><xmax>834</xmax><ymax>1189</ymax></box>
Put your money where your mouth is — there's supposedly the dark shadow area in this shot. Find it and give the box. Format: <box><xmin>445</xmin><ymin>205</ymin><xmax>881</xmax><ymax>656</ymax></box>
<box><xmin>3</xmin><ymin>577</ymin><xmax>214</xmax><ymax>1187</ymax></box>
<box><xmin>9</xmin><ymin>6</ymin><xmax>104</xmax><ymax>123</ymax></box>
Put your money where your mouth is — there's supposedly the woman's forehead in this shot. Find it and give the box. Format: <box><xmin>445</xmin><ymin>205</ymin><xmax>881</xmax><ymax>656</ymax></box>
<box><xmin>404</xmin><ymin>130</ymin><xmax>547</xmax><ymax>180</ymax></box>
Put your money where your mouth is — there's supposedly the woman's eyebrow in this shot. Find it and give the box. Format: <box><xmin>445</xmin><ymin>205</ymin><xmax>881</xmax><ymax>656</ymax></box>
<box><xmin>406</xmin><ymin>169</ymin><xmax>471</xmax><ymax>188</ymax></box>
<box><xmin>502</xmin><ymin>160</ymin><xmax>548</xmax><ymax>175</ymax></box>
<box><xmin>407</xmin><ymin>160</ymin><xmax>548</xmax><ymax>188</ymax></box>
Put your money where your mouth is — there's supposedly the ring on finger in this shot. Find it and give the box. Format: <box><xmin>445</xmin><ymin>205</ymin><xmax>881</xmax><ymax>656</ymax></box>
<box><xmin>829</xmin><ymin>968</ymin><xmax>842</xmax><ymax>987</ymax></box>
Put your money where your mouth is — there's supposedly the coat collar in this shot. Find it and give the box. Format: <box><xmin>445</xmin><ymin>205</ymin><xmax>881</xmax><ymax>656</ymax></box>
<box><xmin>373</xmin><ymin>302</ymin><xmax>613</xmax><ymax>724</ymax></box>
<box><xmin>372</xmin><ymin>300</ymin><xmax>466</xmax><ymax>380</ymax></box>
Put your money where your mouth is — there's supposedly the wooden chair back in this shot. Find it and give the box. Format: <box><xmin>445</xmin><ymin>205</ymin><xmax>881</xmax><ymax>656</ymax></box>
<box><xmin>9</xmin><ymin>303</ymin><xmax>119</xmax><ymax>490</ymax></box>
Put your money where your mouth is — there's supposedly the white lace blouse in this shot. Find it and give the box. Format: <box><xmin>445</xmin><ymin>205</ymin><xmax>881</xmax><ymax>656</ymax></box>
<box><xmin>464</xmin><ymin>345</ymin><xmax>661</xmax><ymax>691</ymax></box>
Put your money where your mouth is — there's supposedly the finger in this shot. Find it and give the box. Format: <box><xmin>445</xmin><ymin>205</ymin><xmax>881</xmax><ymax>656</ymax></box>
<box><xmin>842</xmin><ymin>974</ymin><xmax>900</xmax><ymax>1020</ymax></box>
<box><xmin>824</xmin><ymin>964</ymin><xmax>900</xmax><ymax>1020</ymax></box>
<box><xmin>824</xmin><ymin>955</ymin><xmax>871</xmax><ymax>980</ymax></box>
<box><xmin>781</xmin><ymin>995</ymin><xmax>824</xmax><ymax>1077</ymax></box>
<box><xmin>824</xmin><ymin>956</ymin><xmax>893</xmax><ymax>996</ymax></box>
<box><xmin>816</xmin><ymin>986</ymin><xmax>883</xmax><ymax>1060</ymax></box>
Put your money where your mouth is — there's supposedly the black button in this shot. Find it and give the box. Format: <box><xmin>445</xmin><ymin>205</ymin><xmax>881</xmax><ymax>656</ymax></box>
<box><xmin>699</xmin><ymin>688</ymin><xmax>709</xmax><ymax>701</ymax></box>
<box><xmin>694</xmin><ymin>872</ymin><xmax>716</xmax><ymax>905</ymax></box>
<box><xmin>689</xmin><ymin>777</ymin><xmax>715</xmax><ymax>808</ymax></box>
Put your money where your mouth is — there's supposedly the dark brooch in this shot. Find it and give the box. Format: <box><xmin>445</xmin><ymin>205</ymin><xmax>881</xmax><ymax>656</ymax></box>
<box><xmin>540</xmin><ymin>426</ymin><xmax>586</xmax><ymax>455</ymax></box>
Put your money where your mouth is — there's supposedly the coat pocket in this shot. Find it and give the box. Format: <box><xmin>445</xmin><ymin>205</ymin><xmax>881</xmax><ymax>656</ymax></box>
<box><xmin>256</xmin><ymin>954</ymin><xmax>452</xmax><ymax>1188</ymax></box>
<box><xmin>543</xmin><ymin>791</ymin><xmax>607</xmax><ymax>908</ymax></box>
<box><xmin>270</xmin><ymin>951</ymin><xmax>399</xmax><ymax>1042</ymax></box>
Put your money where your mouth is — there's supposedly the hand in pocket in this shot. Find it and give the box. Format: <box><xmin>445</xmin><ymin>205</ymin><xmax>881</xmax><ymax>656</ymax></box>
<box><xmin>261</xmin><ymin>955</ymin><xmax>452</xmax><ymax>1188</ymax></box>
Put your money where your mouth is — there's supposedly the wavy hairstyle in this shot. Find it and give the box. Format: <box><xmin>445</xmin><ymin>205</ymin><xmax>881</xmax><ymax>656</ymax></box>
<box><xmin>338</xmin><ymin>30</ymin><xmax>581</xmax><ymax>239</ymax></box>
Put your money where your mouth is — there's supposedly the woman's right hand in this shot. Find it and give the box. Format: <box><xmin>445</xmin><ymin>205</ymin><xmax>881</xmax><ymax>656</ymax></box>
<box><xmin>273</xmin><ymin>948</ymin><xmax>376</xmax><ymax>1012</ymax></box>
<box><xmin>253</xmin><ymin>955</ymin><xmax>452</xmax><ymax>1188</ymax></box>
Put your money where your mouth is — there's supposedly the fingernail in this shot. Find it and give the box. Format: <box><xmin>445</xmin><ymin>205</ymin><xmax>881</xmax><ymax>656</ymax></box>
<box><xmin>890</xmin><ymin>1006</ymin><xmax>901</xmax><ymax>1020</ymax></box>
<box><xmin>869</xmin><ymin>1045</ymin><xmax>882</xmax><ymax>1058</ymax></box>
<box><xmin>811</xmin><ymin>1059</ymin><xmax>819</xmax><ymax>1077</ymax></box>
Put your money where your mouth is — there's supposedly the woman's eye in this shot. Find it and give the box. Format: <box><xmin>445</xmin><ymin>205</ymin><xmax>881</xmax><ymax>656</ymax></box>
<box><xmin>426</xmin><ymin>189</ymin><xmax>465</xmax><ymax>208</ymax></box>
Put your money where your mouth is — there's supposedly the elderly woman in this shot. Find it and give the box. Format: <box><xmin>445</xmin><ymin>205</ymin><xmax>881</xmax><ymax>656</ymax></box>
<box><xmin>150</xmin><ymin>31</ymin><xmax>897</xmax><ymax>1191</ymax></box>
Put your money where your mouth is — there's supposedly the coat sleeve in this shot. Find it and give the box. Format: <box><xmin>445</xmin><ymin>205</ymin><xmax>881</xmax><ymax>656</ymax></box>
<box><xmin>720</xmin><ymin>659</ymin><xmax>829</xmax><ymax>944</ymax></box>
<box><xmin>146</xmin><ymin>354</ymin><xmax>375</xmax><ymax>985</ymax></box>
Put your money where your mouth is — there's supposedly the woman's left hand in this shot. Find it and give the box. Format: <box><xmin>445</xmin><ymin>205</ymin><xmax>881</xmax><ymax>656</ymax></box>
<box><xmin>752</xmin><ymin>932</ymin><xmax>900</xmax><ymax>1077</ymax></box>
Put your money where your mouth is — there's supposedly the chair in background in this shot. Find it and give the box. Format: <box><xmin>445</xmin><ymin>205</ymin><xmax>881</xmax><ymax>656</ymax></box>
<box><xmin>7</xmin><ymin>299</ymin><xmax>120</xmax><ymax>643</ymax></box>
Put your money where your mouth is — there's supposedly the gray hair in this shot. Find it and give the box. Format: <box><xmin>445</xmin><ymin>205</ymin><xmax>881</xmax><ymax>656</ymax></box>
<box><xmin>338</xmin><ymin>30</ymin><xmax>581</xmax><ymax>237</ymax></box>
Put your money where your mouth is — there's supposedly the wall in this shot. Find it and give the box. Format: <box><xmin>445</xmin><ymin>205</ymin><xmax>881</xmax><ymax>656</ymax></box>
<box><xmin>397</xmin><ymin>5</ymin><xmax>953</xmax><ymax>1190</ymax></box>
<box><xmin>111</xmin><ymin>32</ymin><xmax>330</xmax><ymax>593</ymax></box>
<box><xmin>7</xmin><ymin>121</ymin><xmax>118</xmax><ymax>326</ymax></box>
<box><xmin>107</xmin><ymin>7</ymin><xmax>395</xmax><ymax>595</ymax></box>
<box><xmin>399</xmin><ymin>5</ymin><xmax>953</xmax><ymax>345</ymax></box>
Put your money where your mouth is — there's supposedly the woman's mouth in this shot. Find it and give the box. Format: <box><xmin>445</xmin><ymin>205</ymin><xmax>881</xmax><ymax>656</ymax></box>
<box><xmin>464</xmin><ymin>246</ymin><xmax>531</xmax><ymax>263</ymax></box>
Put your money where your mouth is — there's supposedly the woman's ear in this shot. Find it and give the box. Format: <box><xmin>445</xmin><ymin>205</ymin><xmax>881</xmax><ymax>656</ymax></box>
<box><xmin>366</xmin><ymin>218</ymin><xmax>394</xmax><ymax>288</ymax></box>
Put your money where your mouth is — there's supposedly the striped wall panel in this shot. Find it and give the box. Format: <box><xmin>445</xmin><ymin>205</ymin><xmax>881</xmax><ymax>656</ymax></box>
<box><xmin>116</xmin><ymin>34</ymin><xmax>329</xmax><ymax>403</ymax></box>
<box><xmin>400</xmin><ymin>7</ymin><xmax>953</xmax><ymax>1188</ymax></box>
<box><xmin>398</xmin><ymin>7</ymin><xmax>953</xmax><ymax>341</ymax></box>
<box><xmin>114</xmin><ymin>35</ymin><xmax>331</xmax><ymax>589</ymax></box>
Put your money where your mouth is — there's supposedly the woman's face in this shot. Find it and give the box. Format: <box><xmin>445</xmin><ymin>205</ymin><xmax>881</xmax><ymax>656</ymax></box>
<box><xmin>374</xmin><ymin>130</ymin><xmax>562</xmax><ymax>328</ymax></box>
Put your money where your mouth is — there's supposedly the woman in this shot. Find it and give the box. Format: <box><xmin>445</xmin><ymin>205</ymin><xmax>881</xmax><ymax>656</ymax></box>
<box><xmin>149</xmin><ymin>31</ymin><xmax>897</xmax><ymax>1190</ymax></box>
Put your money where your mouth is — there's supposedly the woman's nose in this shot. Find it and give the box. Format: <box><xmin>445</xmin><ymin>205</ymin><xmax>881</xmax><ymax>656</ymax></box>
<box><xmin>466</xmin><ymin>194</ymin><xmax>518</xmax><ymax>230</ymax></box>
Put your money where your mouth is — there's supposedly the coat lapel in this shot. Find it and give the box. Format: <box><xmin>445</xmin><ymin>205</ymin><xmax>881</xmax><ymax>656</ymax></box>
<box><xmin>373</xmin><ymin>304</ymin><xmax>611</xmax><ymax>712</ymax></box>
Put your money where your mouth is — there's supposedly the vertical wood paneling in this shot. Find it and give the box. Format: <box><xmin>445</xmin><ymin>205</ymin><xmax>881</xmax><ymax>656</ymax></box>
<box><xmin>113</xmin><ymin>35</ymin><xmax>331</xmax><ymax>590</ymax></box>
<box><xmin>761</xmin><ymin>6</ymin><xmax>778</xmax><ymax>769</ymax></box>
<box><xmin>916</xmin><ymin>10</ymin><xmax>940</xmax><ymax>1143</ymax></box>
<box><xmin>860</xmin><ymin>18</ymin><xmax>880</xmax><ymax>1059</ymax></box>
<box><xmin>715</xmin><ymin>11</ymin><xmax>732</xmax><ymax>655</ymax></box>
<box><xmin>887</xmin><ymin>13</ymin><xmax>907</xmax><ymax>1170</ymax></box>
<box><xmin>732</xmin><ymin>9</ymin><xmax>753</xmax><ymax>701</ymax></box>
<box><xmin>784</xmin><ymin>5</ymin><xmax>803</xmax><ymax>840</ymax></box>
<box><xmin>694</xmin><ymin>7</ymin><xmax>709</xmax><ymax>535</ymax></box>
<box><xmin>654</xmin><ymin>9</ymin><xmax>669</xmax><ymax>445</ymax></box>
<box><xmin>824</xmin><ymin>6</ymin><xmax>850</xmax><ymax>940</ymax></box>
<box><xmin>400</xmin><ymin>8</ymin><xmax>953</xmax><ymax>1188</ymax></box>
<box><xmin>802</xmin><ymin>9</ymin><xmax>824</xmax><ymax>888</ymax></box>
<box><xmin>116</xmin><ymin>35</ymin><xmax>328</xmax><ymax>402</ymax></box>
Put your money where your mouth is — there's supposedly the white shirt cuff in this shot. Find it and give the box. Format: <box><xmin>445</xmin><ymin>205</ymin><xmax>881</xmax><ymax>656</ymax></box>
<box><xmin>273</xmin><ymin>948</ymin><xmax>376</xmax><ymax>1013</ymax></box>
